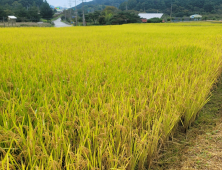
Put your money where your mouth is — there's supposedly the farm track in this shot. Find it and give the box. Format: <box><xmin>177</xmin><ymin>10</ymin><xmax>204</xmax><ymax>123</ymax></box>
<box><xmin>152</xmin><ymin>76</ymin><xmax>222</xmax><ymax>170</ymax></box>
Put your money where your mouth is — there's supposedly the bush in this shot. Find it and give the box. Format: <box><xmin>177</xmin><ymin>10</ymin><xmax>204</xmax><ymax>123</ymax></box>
<box><xmin>61</xmin><ymin>16</ymin><xmax>65</xmax><ymax>20</ymax></box>
<box><xmin>99</xmin><ymin>15</ymin><xmax>106</xmax><ymax>25</ymax></box>
<box><xmin>147</xmin><ymin>18</ymin><xmax>162</xmax><ymax>23</ymax></box>
<box><xmin>92</xmin><ymin>23</ymin><xmax>100</xmax><ymax>25</ymax></box>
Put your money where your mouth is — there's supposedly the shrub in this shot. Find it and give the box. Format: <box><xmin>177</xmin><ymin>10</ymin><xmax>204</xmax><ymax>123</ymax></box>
<box><xmin>147</xmin><ymin>17</ymin><xmax>162</xmax><ymax>23</ymax></box>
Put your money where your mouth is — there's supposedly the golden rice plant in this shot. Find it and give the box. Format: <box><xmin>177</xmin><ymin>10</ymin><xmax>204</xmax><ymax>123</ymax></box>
<box><xmin>0</xmin><ymin>22</ymin><xmax>222</xmax><ymax>169</ymax></box>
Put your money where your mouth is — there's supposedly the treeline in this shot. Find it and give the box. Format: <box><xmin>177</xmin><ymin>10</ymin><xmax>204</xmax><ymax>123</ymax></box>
<box><xmin>0</xmin><ymin>0</ymin><xmax>54</xmax><ymax>22</ymax></box>
<box><xmin>77</xmin><ymin>0</ymin><xmax>126</xmax><ymax>9</ymax></box>
<box><xmin>119</xmin><ymin>0</ymin><xmax>222</xmax><ymax>17</ymax></box>
<box><xmin>0</xmin><ymin>0</ymin><xmax>43</xmax><ymax>7</ymax></box>
<box><xmin>63</xmin><ymin>6</ymin><xmax>140</xmax><ymax>25</ymax></box>
<box><xmin>78</xmin><ymin>0</ymin><xmax>222</xmax><ymax>17</ymax></box>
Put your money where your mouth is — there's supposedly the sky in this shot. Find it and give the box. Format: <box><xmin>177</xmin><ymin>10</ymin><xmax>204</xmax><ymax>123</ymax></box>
<box><xmin>47</xmin><ymin>0</ymin><xmax>91</xmax><ymax>7</ymax></box>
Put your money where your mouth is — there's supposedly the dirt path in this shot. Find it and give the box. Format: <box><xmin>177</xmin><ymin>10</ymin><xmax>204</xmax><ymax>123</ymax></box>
<box><xmin>176</xmin><ymin>120</ymin><xmax>222</xmax><ymax>169</ymax></box>
<box><xmin>152</xmin><ymin>77</ymin><xmax>222</xmax><ymax>170</ymax></box>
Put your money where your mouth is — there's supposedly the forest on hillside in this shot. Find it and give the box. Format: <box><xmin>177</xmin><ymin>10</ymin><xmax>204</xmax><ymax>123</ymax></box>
<box><xmin>79</xmin><ymin>0</ymin><xmax>222</xmax><ymax>17</ymax></box>
<box><xmin>0</xmin><ymin>0</ymin><xmax>43</xmax><ymax>7</ymax></box>
<box><xmin>0</xmin><ymin>0</ymin><xmax>55</xmax><ymax>22</ymax></box>
<box><xmin>1</xmin><ymin>0</ymin><xmax>222</xmax><ymax>21</ymax></box>
<box><xmin>121</xmin><ymin>0</ymin><xmax>222</xmax><ymax>17</ymax></box>
<box><xmin>0</xmin><ymin>0</ymin><xmax>44</xmax><ymax>18</ymax></box>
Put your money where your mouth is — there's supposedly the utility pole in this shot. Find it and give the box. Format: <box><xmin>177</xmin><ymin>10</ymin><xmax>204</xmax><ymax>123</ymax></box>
<box><xmin>69</xmin><ymin>0</ymin><xmax>72</xmax><ymax>24</ymax></box>
<box><xmin>64</xmin><ymin>4</ymin><xmax>67</xmax><ymax>21</ymax></box>
<box><xmin>170</xmin><ymin>0</ymin><xmax>173</xmax><ymax>21</ymax></box>
<box><xmin>74</xmin><ymin>0</ymin><xmax>78</xmax><ymax>26</ymax></box>
<box><xmin>65</xmin><ymin>9</ymin><xmax>67</xmax><ymax>21</ymax></box>
<box><xmin>82</xmin><ymin>0</ymin><xmax>86</xmax><ymax>26</ymax></box>
<box><xmin>70</xmin><ymin>8</ymin><xmax>72</xmax><ymax>22</ymax></box>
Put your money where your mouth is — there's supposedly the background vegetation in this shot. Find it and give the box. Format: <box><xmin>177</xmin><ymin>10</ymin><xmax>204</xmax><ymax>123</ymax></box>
<box><xmin>0</xmin><ymin>0</ymin><xmax>54</xmax><ymax>22</ymax></box>
<box><xmin>78</xmin><ymin>0</ymin><xmax>222</xmax><ymax>19</ymax></box>
<box><xmin>1</xmin><ymin>0</ymin><xmax>222</xmax><ymax>24</ymax></box>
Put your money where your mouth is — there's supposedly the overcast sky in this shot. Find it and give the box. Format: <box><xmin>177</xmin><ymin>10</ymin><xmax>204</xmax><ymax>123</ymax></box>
<box><xmin>47</xmin><ymin>0</ymin><xmax>91</xmax><ymax>7</ymax></box>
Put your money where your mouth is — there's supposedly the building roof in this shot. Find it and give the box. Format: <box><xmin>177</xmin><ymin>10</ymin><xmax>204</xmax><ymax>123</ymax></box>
<box><xmin>138</xmin><ymin>13</ymin><xmax>163</xmax><ymax>20</ymax></box>
<box><xmin>190</xmin><ymin>14</ymin><xmax>202</xmax><ymax>18</ymax></box>
<box><xmin>8</xmin><ymin>16</ymin><xmax>17</xmax><ymax>19</ymax></box>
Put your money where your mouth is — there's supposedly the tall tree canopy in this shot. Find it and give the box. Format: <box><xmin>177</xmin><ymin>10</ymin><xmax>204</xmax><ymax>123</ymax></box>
<box><xmin>0</xmin><ymin>0</ymin><xmax>43</xmax><ymax>7</ymax></box>
<box><xmin>40</xmin><ymin>0</ymin><xmax>53</xmax><ymax>20</ymax></box>
<box><xmin>0</xmin><ymin>0</ymin><xmax>44</xmax><ymax>21</ymax></box>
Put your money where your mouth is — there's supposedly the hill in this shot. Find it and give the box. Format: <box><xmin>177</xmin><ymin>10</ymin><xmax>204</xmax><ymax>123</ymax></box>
<box><xmin>77</xmin><ymin>0</ymin><xmax>222</xmax><ymax>18</ymax></box>
<box><xmin>0</xmin><ymin>0</ymin><xmax>43</xmax><ymax>7</ymax></box>
<box><xmin>0</xmin><ymin>0</ymin><xmax>53</xmax><ymax>22</ymax></box>
<box><xmin>76</xmin><ymin>0</ymin><xmax>126</xmax><ymax>11</ymax></box>
<box><xmin>121</xmin><ymin>0</ymin><xmax>222</xmax><ymax>17</ymax></box>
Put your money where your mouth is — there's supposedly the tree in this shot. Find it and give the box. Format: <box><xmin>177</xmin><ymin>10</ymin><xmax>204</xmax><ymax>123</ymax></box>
<box><xmin>204</xmin><ymin>3</ymin><xmax>214</xmax><ymax>13</ymax></box>
<box><xmin>14</xmin><ymin>5</ymin><xmax>28</xmax><ymax>22</ymax></box>
<box><xmin>0</xmin><ymin>7</ymin><xmax>6</xmax><ymax>18</ymax></box>
<box><xmin>61</xmin><ymin>15</ymin><xmax>65</xmax><ymax>20</ymax></box>
<box><xmin>0</xmin><ymin>0</ymin><xmax>44</xmax><ymax>21</ymax></box>
<box><xmin>101</xmin><ymin>6</ymin><xmax>118</xmax><ymax>24</ymax></box>
<box><xmin>101</xmin><ymin>6</ymin><xmax>118</xmax><ymax>15</ymax></box>
<box><xmin>119</xmin><ymin>2</ymin><xmax>127</xmax><ymax>11</ymax></box>
<box><xmin>40</xmin><ymin>0</ymin><xmax>53</xmax><ymax>20</ymax></box>
<box><xmin>85</xmin><ymin>13</ymin><xmax>90</xmax><ymax>23</ymax></box>
<box><xmin>110</xmin><ymin>11</ymin><xmax>140</xmax><ymax>25</ymax></box>
<box><xmin>88</xmin><ymin>11</ymin><xmax>100</xmax><ymax>24</ymax></box>
<box><xmin>53</xmin><ymin>8</ymin><xmax>57</xmax><ymax>14</ymax></box>
<box><xmin>104</xmin><ymin>10</ymin><xmax>113</xmax><ymax>23</ymax></box>
<box><xmin>28</xmin><ymin>4</ymin><xmax>40</xmax><ymax>22</ymax></box>
<box><xmin>99</xmin><ymin>15</ymin><xmax>106</xmax><ymax>24</ymax></box>
<box><xmin>128</xmin><ymin>0</ymin><xmax>137</xmax><ymax>10</ymax></box>
<box><xmin>147</xmin><ymin>18</ymin><xmax>162</xmax><ymax>23</ymax></box>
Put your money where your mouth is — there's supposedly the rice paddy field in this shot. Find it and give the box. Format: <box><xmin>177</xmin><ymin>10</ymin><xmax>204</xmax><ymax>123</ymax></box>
<box><xmin>0</xmin><ymin>22</ymin><xmax>222</xmax><ymax>169</ymax></box>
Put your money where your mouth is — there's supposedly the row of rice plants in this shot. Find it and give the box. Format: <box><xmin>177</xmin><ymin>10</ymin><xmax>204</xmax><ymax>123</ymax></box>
<box><xmin>0</xmin><ymin>23</ymin><xmax>222</xmax><ymax>169</ymax></box>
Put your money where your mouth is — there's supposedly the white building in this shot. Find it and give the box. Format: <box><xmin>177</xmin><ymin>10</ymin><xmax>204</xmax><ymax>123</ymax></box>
<box><xmin>8</xmin><ymin>16</ymin><xmax>17</xmax><ymax>25</ymax></box>
<box><xmin>8</xmin><ymin>16</ymin><xmax>17</xmax><ymax>21</ymax></box>
<box><xmin>190</xmin><ymin>14</ymin><xmax>202</xmax><ymax>19</ymax></box>
<box><xmin>138</xmin><ymin>13</ymin><xmax>163</xmax><ymax>20</ymax></box>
